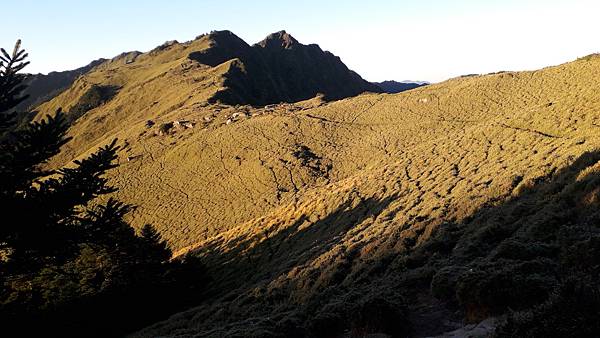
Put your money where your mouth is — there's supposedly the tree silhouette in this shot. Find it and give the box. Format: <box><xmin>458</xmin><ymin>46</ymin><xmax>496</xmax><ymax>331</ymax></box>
<box><xmin>0</xmin><ymin>40</ymin><xmax>207</xmax><ymax>338</ymax></box>
<box><xmin>0</xmin><ymin>39</ymin><xmax>29</xmax><ymax>130</ymax></box>
<box><xmin>139</xmin><ymin>223</ymin><xmax>172</xmax><ymax>263</ymax></box>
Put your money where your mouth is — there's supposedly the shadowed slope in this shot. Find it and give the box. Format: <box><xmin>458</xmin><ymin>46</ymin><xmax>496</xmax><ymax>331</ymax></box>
<box><xmin>134</xmin><ymin>149</ymin><xmax>600</xmax><ymax>337</ymax></box>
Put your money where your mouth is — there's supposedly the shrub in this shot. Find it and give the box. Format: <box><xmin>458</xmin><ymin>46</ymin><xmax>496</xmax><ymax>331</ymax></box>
<box><xmin>491</xmin><ymin>239</ymin><xmax>557</xmax><ymax>261</ymax></box>
<box><xmin>494</xmin><ymin>276</ymin><xmax>600</xmax><ymax>338</ymax></box>
<box><xmin>455</xmin><ymin>259</ymin><xmax>557</xmax><ymax>321</ymax></box>
<box><xmin>349</xmin><ymin>297</ymin><xmax>411</xmax><ymax>337</ymax></box>
<box><xmin>158</xmin><ymin>121</ymin><xmax>174</xmax><ymax>135</ymax></box>
<box><xmin>560</xmin><ymin>234</ymin><xmax>600</xmax><ymax>274</ymax></box>
<box><xmin>308</xmin><ymin>311</ymin><xmax>346</xmax><ymax>338</ymax></box>
<box><xmin>430</xmin><ymin>265</ymin><xmax>467</xmax><ymax>301</ymax></box>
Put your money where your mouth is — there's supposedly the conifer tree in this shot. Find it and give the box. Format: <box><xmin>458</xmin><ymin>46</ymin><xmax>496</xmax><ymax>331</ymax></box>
<box><xmin>139</xmin><ymin>223</ymin><xmax>172</xmax><ymax>263</ymax></box>
<box><xmin>0</xmin><ymin>39</ymin><xmax>206</xmax><ymax>338</ymax></box>
<box><xmin>0</xmin><ymin>39</ymin><xmax>29</xmax><ymax>131</ymax></box>
<box><xmin>0</xmin><ymin>41</ymin><xmax>134</xmax><ymax>263</ymax></box>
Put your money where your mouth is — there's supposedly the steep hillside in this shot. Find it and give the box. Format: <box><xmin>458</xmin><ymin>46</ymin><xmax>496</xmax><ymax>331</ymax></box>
<box><xmin>126</xmin><ymin>56</ymin><xmax>600</xmax><ymax>337</ymax></box>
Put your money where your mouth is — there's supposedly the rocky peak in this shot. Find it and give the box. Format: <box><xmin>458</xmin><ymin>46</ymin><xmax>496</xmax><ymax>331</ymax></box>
<box><xmin>256</xmin><ymin>30</ymin><xmax>299</xmax><ymax>49</ymax></box>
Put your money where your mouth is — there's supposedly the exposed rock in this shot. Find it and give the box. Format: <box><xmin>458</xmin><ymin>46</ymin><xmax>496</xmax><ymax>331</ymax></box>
<box><xmin>256</xmin><ymin>30</ymin><xmax>299</xmax><ymax>49</ymax></box>
<box><xmin>151</xmin><ymin>40</ymin><xmax>179</xmax><ymax>54</ymax></box>
<box><xmin>157</xmin><ymin>122</ymin><xmax>174</xmax><ymax>135</ymax></box>
<box><xmin>172</xmin><ymin>120</ymin><xmax>195</xmax><ymax>129</ymax></box>
<box><xmin>111</xmin><ymin>51</ymin><xmax>142</xmax><ymax>64</ymax></box>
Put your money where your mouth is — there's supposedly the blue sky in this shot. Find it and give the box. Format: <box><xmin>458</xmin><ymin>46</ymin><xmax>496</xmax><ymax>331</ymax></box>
<box><xmin>4</xmin><ymin>0</ymin><xmax>599</xmax><ymax>82</ymax></box>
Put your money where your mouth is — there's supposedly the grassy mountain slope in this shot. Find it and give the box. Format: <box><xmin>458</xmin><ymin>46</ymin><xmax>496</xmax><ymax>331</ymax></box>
<box><xmin>33</xmin><ymin>34</ymin><xmax>600</xmax><ymax>336</ymax></box>
<box><xmin>133</xmin><ymin>56</ymin><xmax>600</xmax><ymax>337</ymax></box>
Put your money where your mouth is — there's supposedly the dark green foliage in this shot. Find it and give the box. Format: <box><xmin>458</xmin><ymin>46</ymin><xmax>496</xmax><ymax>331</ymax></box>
<box><xmin>0</xmin><ymin>133</ymin><xmax>117</xmax><ymax>259</ymax></box>
<box><xmin>1</xmin><ymin>243</ymin><xmax>207</xmax><ymax>337</ymax></box>
<box><xmin>490</xmin><ymin>239</ymin><xmax>557</xmax><ymax>261</ymax></box>
<box><xmin>81</xmin><ymin>197</ymin><xmax>133</xmax><ymax>247</ymax></box>
<box><xmin>455</xmin><ymin>259</ymin><xmax>557</xmax><ymax>321</ymax></box>
<box><xmin>0</xmin><ymin>111</ymin><xmax>70</xmax><ymax>199</ymax></box>
<box><xmin>494</xmin><ymin>276</ymin><xmax>600</xmax><ymax>338</ymax></box>
<box><xmin>0</xmin><ymin>40</ymin><xmax>29</xmax><ymax>130</ymax></box>
<box><xmin>349</xmin><ymin>297</ymin><xmax>411</xmax><ymax>337</ymax></box>
<box><xmin>0</xmin><ymin>40</ymin><xmax>207</xmax><ymax>338</ymax></box>
<box><xmin>559</xmin><ymin>230</ymin><xmax>600</xmax><ymax>275</ymax></box>
<box><xmin>417</xmin><ymin>150</ymin><xmax>600</xmax><ymax>335</ymax></box>
<box><xmin>430</xmin><ymin>265</ymin><xmax>466</xmax><ymax>301</ymax></box>
<box><xmin>308</xmin><ymin>311</ymin><xmax>347</xmax><ymax>338</ymax></box>
<box><xmin>305</xmin><ymin>292</ymin><xmax>411</xmax><ymax>338</ymax></box>
<box><xmin>140</xmin><ymin>224</ymin><xmax>172</xmax><ymax>263</ymax></box>
<box><xmin>419</xmin><ymin>224</ymin><xmax>462</xmax><ymax>255</ymax></box>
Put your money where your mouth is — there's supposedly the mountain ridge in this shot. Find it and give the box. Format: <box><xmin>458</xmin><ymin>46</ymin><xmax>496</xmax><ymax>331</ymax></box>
<box><xmin>373</xmin><ymin>80</ymin><xmax>429</xmax><ymax>93</ymax></box>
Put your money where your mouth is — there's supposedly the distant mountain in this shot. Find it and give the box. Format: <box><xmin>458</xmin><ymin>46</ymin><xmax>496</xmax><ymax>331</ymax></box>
<box><xmin>373</xmin><ymin>80</ymin><xmax>428</xmax><ymax>93</ymax></box>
